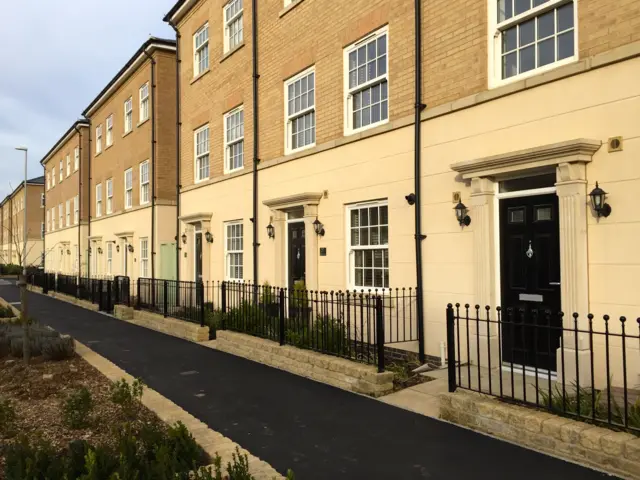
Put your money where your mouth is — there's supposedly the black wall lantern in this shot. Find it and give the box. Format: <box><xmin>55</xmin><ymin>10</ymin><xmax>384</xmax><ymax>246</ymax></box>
<box><xmin>589</xmin><ymin>182</ymin><xmax>612</xmax><ymax>218</ymax></box>
<box><xmin>454</xmin><ymin>200</ymin><xmax>471</xmax><ymax>227</ymax></box>
<box><xmin>116</xmin><ymin>245</ymin><xmax>120</xmax><ymax>253</ymax></box>
<box><xmin>405</xmin><ymin>193</ymin><xmax>416</xmax><ymax>206</ymax></box>
<box><xmin>266</xmin><ymin>223</ymin><xmax>275</xmax><ymax>239</ymax></box>
<box><xmin>127</xmin><ymin>244</ymin><xmax>134</xmax><ymax>253</ymax></box>
<box><xmin>205</xmin><ymin>231</ymin><xmax>214</xmax><ymax>243</ymax></box>
<box><xmin>181</xmin><ymin>233</ymin><xmax>188</xmax><ymax>244</ymax></box>
<box><xmin>313</xmin><ymin>218</ymin><xmax>325</xmax><ymax>236</ymax></box>
<box><xmin>97</xmin><ymin>247</ymin><xmax>103</xmax><ymax>255</ymax></box>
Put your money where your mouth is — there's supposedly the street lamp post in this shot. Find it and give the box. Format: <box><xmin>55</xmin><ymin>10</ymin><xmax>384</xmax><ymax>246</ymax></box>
<box><xmin>15</xmin><ymin>146</ymin><xmax>30</xmax><ymax>363</ymax></box>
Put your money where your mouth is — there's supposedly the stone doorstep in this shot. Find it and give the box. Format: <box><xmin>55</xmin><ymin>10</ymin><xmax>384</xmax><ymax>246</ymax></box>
<box><xmin>440</xmin><ymin>391</ymin><xmax>640</xmax><ymax>479</ymax></box>
<box><xmin>73</xmin><ymin>341</ymin><xmax>285</xmax><ymax>480</ymax></box>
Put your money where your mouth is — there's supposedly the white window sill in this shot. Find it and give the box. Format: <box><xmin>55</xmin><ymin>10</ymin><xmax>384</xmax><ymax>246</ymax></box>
<box><xmin>140</xmin><ymin>201</ymin><xmax>150</xmax><ymax>207</ymax></box>
<box><xmin>285</xmin><ymin>142</ymin><xmax>316</xmax><ymax>157</ymax></box>
<box><xmin>105</xmin><ymin>144</ymin><xmax>113</xmax><ymax>151</ymax></box>
<box><xmin>138</xmin><ymin>118</ymin><xmax>150</xmax><ymax>128</ymax></box>
<box><xmin>221</xmin><ymin>42</ymin><xmax>245</xmax><ymax>63</ymax></box>
<box><xmin>344</xmin><ymin>118</ymin><xmax>390</xmax><ymax>137</ymax></box>
<box><xmin>191</xmin><ymin>69</ymin><xmax>211</xmax><ymax>85</ymax></box>
<box><xmin>122</xmin><ymin>130</ymin><xmax>133</xmax><ymax>138</ymax></box>
<box><xmin>224</xmin><ymin>166</ymin><xmax>245</xmax><ymax>175</ymax></box>
<box><xmin>279</xmin><ymin>0</ymin><xmax>306</xmax><ymax>18</ymax></box>
<box><xmin>489</xmin><ymin>56</ymin><xmax>578</xmax><ymax>90</ymax></box>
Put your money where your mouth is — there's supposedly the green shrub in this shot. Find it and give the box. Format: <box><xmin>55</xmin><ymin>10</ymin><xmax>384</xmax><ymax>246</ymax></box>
<box><xmin>211</xmin><ymin>447</ymin><xmax>255</xmax><ymax>480</ymax></box>
<box><xmin>62</xmin><ymin>387</ymin><xmax>93</xmax><ymax>429</ymax></box>
<box><xmin>0</xmin><ymin>397</ymin><xmax>16</xmax><ymax>437</ymax></box>
<box><xmin>4</xmin><ymin>435</ymin><xmax>67</xmax><ymax>480</ymax></box>
<box><xmin>42</xmin><ymin>335</ymin><xmax>75</xmax><ymax>360</ymax></box>
<box><xmin>110</xmin><ymin>378</ymin><xmax>144</xmax><ymax>418</ymax></box>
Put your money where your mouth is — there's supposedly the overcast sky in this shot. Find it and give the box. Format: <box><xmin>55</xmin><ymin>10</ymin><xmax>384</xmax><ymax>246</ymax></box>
<box><xmin>0</xmin><ymin>0</ymin><xmax>176</xmax><ymax>199</ymax></box>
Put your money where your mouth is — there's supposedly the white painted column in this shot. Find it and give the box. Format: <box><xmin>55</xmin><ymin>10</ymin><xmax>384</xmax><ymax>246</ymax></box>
<box><xmin>555</xmin><ymin>161</ymin><xmax>591</xmax><ymax>386</ymax></box>
<box><xmin>303</xmin><ymin>204</ymin><xmax>319</xmax><ymax>292</ymax></box>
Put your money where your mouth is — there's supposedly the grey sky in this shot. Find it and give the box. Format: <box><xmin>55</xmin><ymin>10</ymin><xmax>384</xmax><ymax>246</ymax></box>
<box><xmin>0</xmin><ymin>0</ymin><xmax>176</xmax><ymax>199</ymax></box>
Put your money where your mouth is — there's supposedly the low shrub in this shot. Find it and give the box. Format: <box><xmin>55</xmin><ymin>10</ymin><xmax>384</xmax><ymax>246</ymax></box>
<box><xmin>62</xmin><ymin>387</ymin><xmax>93</xmax><ymax>429</ymax></box>
<box><xmin>0</xmin><ymin>305</ymin><xmax>15</xmax><ymax>318</ymax></box>
<box><xmin>42</xmin><ymin>335</ymin><xmax>75</xmax><ymax>360</ymax></box>
<box><xmin>9</xmin><ymin>336</ymin><xmax>43</xmax><ymax>357</ymax></box>
<box><xmin>110</xmin><ymin>378</ymin><xmax>144</xmax><ymax>418</ymax></box>
<box><xmin>4</xmin><ymin>435</ymin><xmax>67</xmax><ymax>480</ymax></box>
<box><xmin>0</xmin><ymin>397</ymin><xmax>16</xmax><ymax>437</ymax></box>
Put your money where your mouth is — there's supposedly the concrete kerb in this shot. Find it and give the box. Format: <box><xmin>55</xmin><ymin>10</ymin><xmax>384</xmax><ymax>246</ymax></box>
<box><xmin>74</xmin><ymin>341</ymin><xmax>285</xmax><ymax>479</ymax></box>
<box><xmin>439</xmin><ymin>390</ymin><xmax>640</xmax><ymax>479</ymax></box>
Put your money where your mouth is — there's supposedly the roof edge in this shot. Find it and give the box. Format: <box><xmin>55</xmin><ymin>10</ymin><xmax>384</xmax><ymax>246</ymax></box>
<box><xmin>40</xmin><ymin>120</ymin><xmax>90</xmax><ymax>166</ymax></box>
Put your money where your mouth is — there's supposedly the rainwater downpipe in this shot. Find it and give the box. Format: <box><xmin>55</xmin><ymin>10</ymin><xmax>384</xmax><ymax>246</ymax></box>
<box><xmin>251</xmin><ymin>0</ymin><xmax>259</xmax><ymax>286</ymax></box>
<box><xmin>86</xmin><ymin>117</ymin><xmax>92</xmax><ymax>279</ymax></box>
<box><xmin>170</xmin><ymin>24</ymin><xmax>182</xmax><ymax>285</ymax></box>
<box><xmin>143</xmin><ymin>50</ymin><xmax>157</xmax><ymax>283</ymax></box>
<box><xmin>73</xmin><ymin>125</ymin><xmax>83</xmax><ymax>278</ymax></box>
<box><xmin>414</xmin><ymin>0</ymin><xmax>427</xmax><ymax>364</ymax></box>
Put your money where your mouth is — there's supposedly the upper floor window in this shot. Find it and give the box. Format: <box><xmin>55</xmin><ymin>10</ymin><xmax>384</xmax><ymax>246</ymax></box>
<box><xmin>139</xmin><ymin>83</ymin><xmax>149</xmax><ymax>123</ymax></box>
<box><xmin>225</xmin><ymin>221</ymin><xmax>243</xmax><ymax>280</ymax></box>
<box><xmin>96</xmin><ymin>183</ymin><xmax>103</xmax><ymax>218</ymax></box>
<box><xmin>40</xmin><ymin>193</ymin><xmax>45</xmax><ymax>207</ymax></box>
<box><xmin>66</xmin><ymin>155</ymin><xmax>71</xmax><ymax>177</ymax></box>
<box><xmin>74</xmin><ymin>147</ymin><xmax>79</xmax><ymax>171</ymax></box>
<box><xmin>58</xmin><ymin>204</ymin><xmax>63</xmax><ymax>228</ymax></box>
<box><xmin>46</xmin><ymin>210</ymin><xmax>50</xmax><ymax>232</ymax></box>
<box><xmin>106</xmin><ymin>178</ymin><xmax>113</xmax><ymax>214</ymax></box>
<box><xmin>194</xmin><ymin>125</ymin><xmax>210</xmax><ymax>182</ymax></box>
<box><xmin>194</xmin><ymin>24</ymin><xmax>209</xmax><ymax>77</ymax></box>
<box><xmin>224</xmin><ymin>0</ymin><xmax>243</xmax><ymax>53</ymax></box>
<box><xmin>51</xmin><ymin>207</ymin><xmax>56</xmax><ymax>231</ymax></box>
<box><xmin>344</xmin><ymin>27</ymin><xmax>389</xmax><ymax>135</ymax></box>
<box><xmin>140</xmin><ymin>161</ymin><xmax>150</xmax><ymax>205</ymax></box>
<box><xmin>41</xmin><ymin>222</ymin><xmax>45</xmax><ymax>240</ymax></box>
<box><xmin>285</xmin><ymin>68</ymin><xmax>315</xmax><ymax>154</ymax></box>
<box><xmin>124</xmin><ymin>98</ymin><xmax>133</xmax><ymax>134</ymax></box>
<box><xmin>124</xmin><ymin>169</ymin><xmax>133</xmax><ymax>209</ymax></box>
<box><xmin>224</xmin><ymin>107</ymin><xmax>244</xmax><ymax>173</ymax></box>
<box><xmin>46</xmin><ymin>173</ymin><xmax>50</xmax><ymax>190</ymax></box>
<box><xmin>74</xmin><ymin>195</ymin><xmax>79</xmax><ymax>224</ymax></box>
<box><xmin>52</xmin><ymin>167</ymin><xmax>56</xmax><ymax>187</ymax></box>
<box><xmin>96</xmin><ymin>125</ymin><xmax>103</xmax><ymax>154</ymax></box>
<box><xmin>59</xmin><ymin>160</ymin><xmax>63</xmax><ymax>182</ymax></box>
<box><xmin>66</xmin><ymin>199</ymin><xmax>71</xmax><ymax>226</ymax></box>
<box><xmin>106</xmin><ymin>115</ymin><xmax>113</xmax><ymax>147</ymax></box>
<box><xmin>348</xmin><ymin>201</ymin><xmax>389</xmax><ymax>289</ymax></box>
<box><xmin>492</xmin><ymin>0</ymin><xmax>576</xmax><ymax>86</ymax></box>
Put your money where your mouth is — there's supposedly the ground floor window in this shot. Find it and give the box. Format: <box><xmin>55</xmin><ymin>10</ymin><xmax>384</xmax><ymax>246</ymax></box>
<box><xmin>347</xmin><ymin>201</ymin><xmax>389</xmax><ymax>289</ymax></box>
<box><xmin>140</xmin><ymin>238</ymin><xmax>149</xmax><ymax>278</ymax></box>
<box><xmin>225</xmin><ymin>221</ymin><xmax>243</xmax><ymax>280</ymax></box>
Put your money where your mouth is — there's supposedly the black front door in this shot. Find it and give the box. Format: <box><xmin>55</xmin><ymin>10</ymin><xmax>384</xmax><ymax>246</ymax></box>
<box><xmin>195</xmin><ymin>232</ymin><xmax>203</xmax><ymax>282</ymax></box>
<box><xmin>500</xmin><ymin>194</ymin><xmax>561</xmax><ymax>372</ymax></box>
<box><xmin>288</xmin><ymin>222</ymin><xmax>306</xmax><ymax>291</ymax></box>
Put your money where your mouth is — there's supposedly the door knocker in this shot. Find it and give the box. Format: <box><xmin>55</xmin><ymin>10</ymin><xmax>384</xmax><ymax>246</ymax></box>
<box><xmin>526</xmin><ymin>241</ymin><xmax>534</xmax><ymax>259</ymax></box>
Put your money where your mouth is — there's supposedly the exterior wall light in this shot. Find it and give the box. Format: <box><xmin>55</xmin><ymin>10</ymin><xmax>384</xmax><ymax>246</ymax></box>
<box><xmin>127</xmin><ymin>244</ymin><xmax>134</xmax><ymax>253</ymax></box>
<box><xmin>589</xmin><ymin>182</ymin><xmax>612</xmax><ymax>218</ymax></box>
<box><xmin>66</xmin><ymin>249</ymin><xmax>71</xmax><ymax>255</ymax></box>
<box><xmin>116</xmin><ymin>245</ymin><xmax>120</xmax><ymax>253</ymax></box>
<box><xmin>205</xmin><ymin>231</ymin><xmax>214</xmax><ymax>243</ymax></box>
<box><xmin>181</xmin><ymin>233</ymin><xmax>188</xmax><ymax>244</ymax></box>
<box><xmin>454</xmin><ymin>200</ymin><xmax>471</xmax><ymax>227</ymax></box>
<box><xmin>97</xmin><ymin>247</ymin><xmax>103</xmax><ymax>255</ymax></box>
<box><xmin>405</xmin><ymin>193</ymin><xmax>416</xmax><ymax>205</ymax></box>
<box><xmin>313</xmin><ymin>218</ymin><xmax>325</xmax><ymax>236</ymax></box>
<box><xmin>266</xmin><ymin>223</ymin><xmax>275</xmax><ymax>239</ymax></box>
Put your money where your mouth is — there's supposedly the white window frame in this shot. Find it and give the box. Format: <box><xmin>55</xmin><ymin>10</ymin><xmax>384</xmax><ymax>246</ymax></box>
<box><xmin>224</xmin><ymin>221</ymin><xmax>244</xmax><ymax>281</ymax></box>
<box><xmin>95</xmin><ymin>183</ymin><xmax>103</xmax><ymax>218</ymax></box>
<box><xmin>224</xmin><ymin>106</ymin><xmax>244</xmax><ymax>174</ymax></box>
<box><xmin>343</xmin><ymin>26</ymin><xmax>389</xmax><ymax>136</ymax></box>
<box><xmin>140</xmin><ymin>237</ymin><xmax>149</xmax><ymax>278</ymax></box>
<box><xmin>124</xmin><ymin>169</ymin><xmax>133</xmax><ymax>209</ymax></box>
<box><xmin>193</xmin><ymin>23</ymin><xmax>210</xmax><ymax>77</ymax></box>
<box><xmin>194</xmin><ymin>125</ymin><xmax>210</xmax><ymax>182</ymax></box>
<box><xmin>52</xmin><ymin>167</ymin><xmax>55</xmax><ymax>187</ymax></box>
<box><xmin>66</xmin><ymin>199</ymin><xmax>71</xmax><ymax>226</ymax></box>
<box><xmin>284</xmin><ymin>67</ymin><xmax>316</xmax><ymax>154</ymax></box>
<box><xmin>96</xmin><ymin>125</ymin><xmax>103</xmax><ymax>154</ymax></box>
<box><xmin>46</xmin><ymin>210</ymin><xmax>50</xmax><ymax>233</ymax></box>
<box><xmin>139</xmin><ymin>83</ymin><xmax>150</xmax><ymax>123</ymax></box>
<box><xmin>40</xmin><ymin>193</ymin><xmax>45</xmax><ymax>207</ymax></box>
<box><xmin>58</xmin><ymin>204</ymin><xmax>63</xmax><ymax>229</ymax></box>
<box><xmin>106</xmin><ymin>242</ymin><xmax>113</xmax><ymax>275</ymax></box>
<box><xmin>223</xmin><ymin>0</ymin><xmax>243</xmax><ymax>53</ymax></box>
<box><xmin>46</xmin><ymin>173</ymin><xmax>50</xmax><ymax>190</ymax></box>
<box><xmin>346</xmin><ymin>200</ymin><xmax>389</xmax><ymax>291</ymax></box>
<box><xmin>140</xmin><ymin>160</ymin><xmax>150</xmax><ymax>205</ymax></box>
<box><xmin>106</xmin><ymin>178</ymin><xmax>113</xmax><ymax>214</ymax></box>
<box><xmin>59</xmin><ymin>160</ymin><xmax>63</xmax><ymax>182</ymax></box>
<box><xmin>124</xmin><ymin>98</ymin><xmax>133</xmax><ymax>134</ymax></box>
<box><xmin>66</xmin><ymin>154</ymin><xmax>71</xmax><ymax>177</ymax></box>
<box><xmin>488</xmin><ymin>0</ymin><xmax>578</xmax><ymax>89</ymax></box>
<box><xmin>74</xmin><ymin>195</ymin><xmax>79</xmax><ymax>224</ymax></box>
<box><xmin>51</xmin><ymin>207</ymin><xmax>56</xmax><ymax>231</ymax></box>
<box><xmin>74</xmin><ymin>147</ymin><xmax>79</xmax><ymax>171</ymax></box>
<box><xmin>106</xmin><ymin>115</ymin><xmax>113</xmax><ymax>146</ymax></box>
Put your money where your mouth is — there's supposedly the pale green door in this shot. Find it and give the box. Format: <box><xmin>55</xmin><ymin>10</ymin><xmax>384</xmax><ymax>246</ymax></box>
<box><xmin>160</xmin><ymin>243</ymin><xmax>177</xmax><ymax>280</ymax></box>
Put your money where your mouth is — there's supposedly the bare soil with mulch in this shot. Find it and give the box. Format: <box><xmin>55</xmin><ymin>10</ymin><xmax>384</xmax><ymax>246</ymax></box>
<box><xmin>389</xmin><ymin>361</ymin><xmax>434</xmax><ymax>391</ymax></box>
<box><xmin>0</xmin><ymin>354</ymin><xmax>162</xmax><ymax>473</ymax></box>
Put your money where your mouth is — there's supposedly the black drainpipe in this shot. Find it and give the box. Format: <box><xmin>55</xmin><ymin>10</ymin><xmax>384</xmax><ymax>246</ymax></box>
<box><xmin>143</xmin><ymin>50</ymin><xmax>157</xmax><ymax>282</ymax></box>
<box><xmin>251</xmin><ymin>0</ymin><xmax>259</xmax><ymax>286</ymax></box>
<box><xmin>42</xmin><ymin>162</ymin><xmax>46</xmax><ymax>270</ymax></box>
<box><xmin>170</xmin><ymin>24</ymin><xmax>182</xmax><ymax>284</ymax></box>
<box><xmin>414</xmin><ymin>0</ymin><xmax>426</xmax><ymax>364</ymax></box>
<box><xmin>86</xmin><ymin>117</ymin><xmax>92</xmax><ymax>278</ymax></box>
<box><xmin>73</xmin><ymin>125</ymin><xmax>83</xmax><ymax>278</ymax></box>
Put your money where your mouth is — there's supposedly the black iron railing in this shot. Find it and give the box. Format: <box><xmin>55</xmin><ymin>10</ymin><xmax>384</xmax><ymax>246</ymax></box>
<box><xmin>133</xmin><ymin>278</ymin><xmax>420</xmax><ymax>371</ymax></box>
<box><xmin>446</xmin><ymin>303</ymin><xmax>640</xmax><ymax>435</ymax></box>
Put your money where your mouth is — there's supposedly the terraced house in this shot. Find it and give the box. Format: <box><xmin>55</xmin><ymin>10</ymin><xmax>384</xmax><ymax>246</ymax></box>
<box><xmin>41</xmin><ymin>120</ymin><xmax>90</xmax><ymax>275</ymax></box>
<box><xmin>164</xmin><ymin>0</ymin><xmax>640</xmax><ymax>385</ymax></box>
<box><xmin>81</xmin><ymin>37</ymin><xmax>178</xmax><ymax>284</ymax></box>
<box><xmin>0</xmin><ymin>177</ymin><xmax>45</xmax><ymax>268</ymax></box>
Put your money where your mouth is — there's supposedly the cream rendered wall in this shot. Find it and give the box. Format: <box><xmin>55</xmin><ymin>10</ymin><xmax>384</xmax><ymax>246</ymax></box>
<box><xmin>44</xmin><ymin>227</ymin><xmax>85</xmax><ymax>274</ymax></box>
